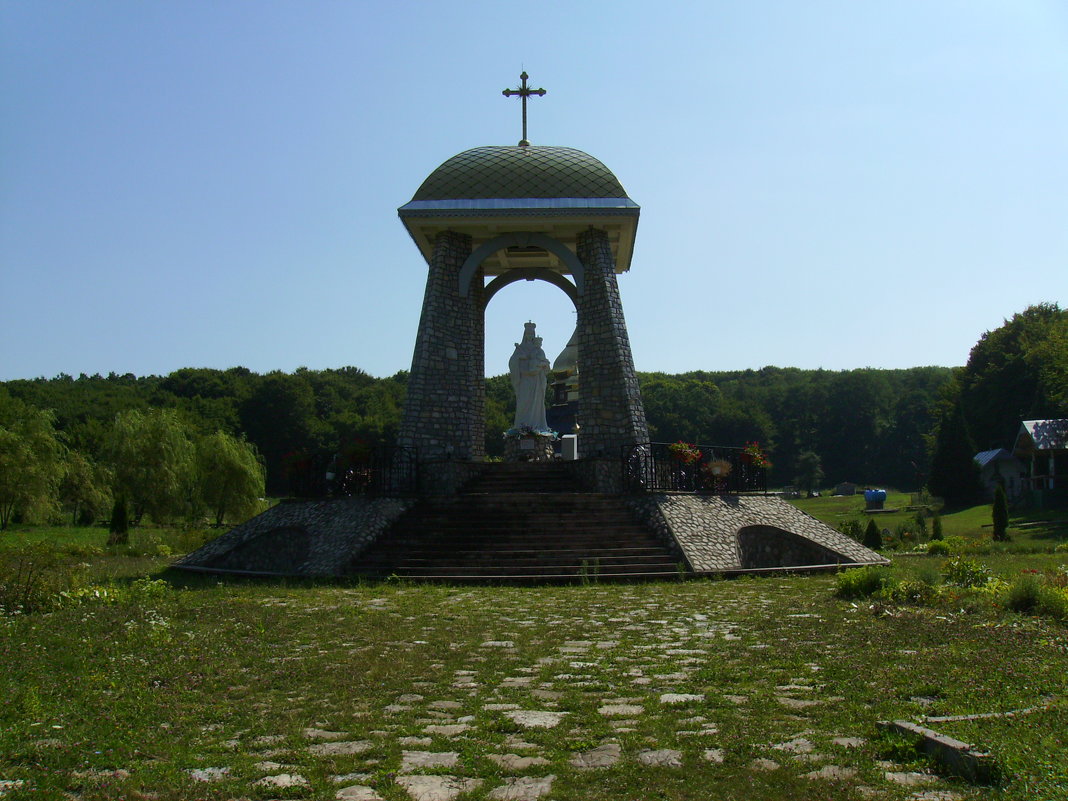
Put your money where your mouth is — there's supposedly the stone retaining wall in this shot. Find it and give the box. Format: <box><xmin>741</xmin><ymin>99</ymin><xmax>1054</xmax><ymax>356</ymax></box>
<box><xmin>571</xmin><ymin>457</ymin><xmax>625</xmax><ymax>494</ymax></box>
<box><xmin>418</xmin><ymin>460</ymin><xmax>485</xmax><ymax>497</ymax></box>
<box><xmin>628</xmin><ymin>494</ymin><xmax>887</xmax><ymax>573</ymax></box>
<box><xmin>173</xmin><ymin>496</ymin><xmax>415</xmax><ymax>577</ymax></box>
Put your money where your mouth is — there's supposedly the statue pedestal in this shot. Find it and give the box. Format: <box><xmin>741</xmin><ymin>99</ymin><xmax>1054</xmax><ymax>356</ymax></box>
<box><xmin>503</xmin><ymin>434</ymin><xmax>556</xmax><ymax>463</ymax></box>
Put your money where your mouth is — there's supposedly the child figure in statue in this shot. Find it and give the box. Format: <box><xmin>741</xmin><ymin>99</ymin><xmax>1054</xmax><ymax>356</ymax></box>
<box><xmin>508</xmin><ymin>322</ymin><xmax>552</xmax><ymax>433</ymax></box>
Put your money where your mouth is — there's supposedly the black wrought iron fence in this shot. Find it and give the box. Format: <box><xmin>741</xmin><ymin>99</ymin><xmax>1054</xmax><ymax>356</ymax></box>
<box><xmin>370</xmin><ymin>445</ymin><xmax>419</xmax><ymax>497</ymax></box>
<box><xmin>623</xmin><ymin>442</ymin><xmax>767</xmax><ymax>495</ymax></box>
<box><xmin>287</xmin><ymin>446</ymin><xmax>419</xmax><ymax>498</ymax></box>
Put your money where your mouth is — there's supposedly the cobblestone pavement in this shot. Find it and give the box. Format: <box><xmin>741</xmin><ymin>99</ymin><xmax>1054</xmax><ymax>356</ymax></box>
<box><xmin>141</xmin><ymin>584</ymin><xmax>973</xmax><ymax>801</ymax></box>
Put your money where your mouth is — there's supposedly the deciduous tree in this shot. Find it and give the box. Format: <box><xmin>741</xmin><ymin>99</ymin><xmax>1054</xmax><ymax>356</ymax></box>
<box><xmin>59</xmin><ymin>451</ymin><xmax>110</xmax><ymax>526</ymax></box>
<box><xmin>107</xmin><ymin>409</ymin><xmax>196</xmax><ymax>524</ymax></box>
<box><xmin>197</xmin><ymin>431</ymin><xmax>265</xmax><ymax>526</ymax></box>
<box><xmin>794</xmin><ymin>450</ymin><xmax>824</xmax><ymax>496</ymax></box>
<box><xmin>0</xmin><ymin>399</ymin><xmax>65</xmax><ymax>530</ymax></box>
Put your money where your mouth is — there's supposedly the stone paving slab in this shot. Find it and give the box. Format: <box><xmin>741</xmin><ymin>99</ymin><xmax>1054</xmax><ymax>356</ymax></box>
<box><xmin>486</xmin><ymin>775</ymin><xmax>555</xmax><ymax>800</ymax></box>
<box><xmin>570</xmin><ymin>742</ymin><xmax>622</xmax><ymax>769</ymax></box>
<box><xmin>396</xmin><ymin>775</ymin><xmax>482</xmax><ymax>801</ymax></box>
<box><xmin>336</xmin><ymin>786</ymin><xmax>385</xmax><ymax>801</ymax></box>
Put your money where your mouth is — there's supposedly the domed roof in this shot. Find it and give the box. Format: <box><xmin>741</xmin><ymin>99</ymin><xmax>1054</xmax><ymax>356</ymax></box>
<box><xmin>411</xmin><ymin>145</ymin><xmax>628</xmax><ymax>201</ymax></box>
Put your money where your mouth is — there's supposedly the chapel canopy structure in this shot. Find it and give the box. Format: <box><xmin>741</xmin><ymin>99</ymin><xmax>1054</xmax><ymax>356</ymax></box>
<box><xmin>398</xmin><ymin>145</ymin><xmax>640</xmax><ymax>293</ymax></box>
<box><xmin>395</xmin><ymin>143</ymin><xmax>649</xmax><ymax>470</ymax></box>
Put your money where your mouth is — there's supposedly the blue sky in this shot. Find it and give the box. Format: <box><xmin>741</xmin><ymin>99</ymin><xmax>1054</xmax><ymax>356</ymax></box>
<box><xmin>2</xmin><ymin>1</ymin><xmax>1066</xmax><ymax>381</ymax></box>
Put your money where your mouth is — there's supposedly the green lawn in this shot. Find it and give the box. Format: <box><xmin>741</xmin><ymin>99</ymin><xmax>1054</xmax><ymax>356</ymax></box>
<box><xmin>0</xmin><ymin>528</ymin><xmax>1066</xmax><ymax>800</ymax></box>
<box><xmin>788</xmin><ymin>493</ymin><xmax>1068</xmax><ymax>552</ymax></box>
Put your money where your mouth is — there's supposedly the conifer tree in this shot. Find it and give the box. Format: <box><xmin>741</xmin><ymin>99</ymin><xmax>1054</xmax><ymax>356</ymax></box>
<box><xmin>864</xmin><ymin>518</ymin><xmax>882</xmax><ymax>550</ymax></box>
<box><xmin>931</xmin><ymin>514</ymin><xmax>944</xmax><ymax>540</ymax></box>
<box><xmin>992</xmin><ymin>485</ymin><xmax>1009</xmax><ymax>541</ymax></box>
<box><xmin>107</xmin><ymin>496</ymin><xmax>129</xmax><ymax>546</ymax></box>
<box><xmin>928</xmin><ymin>385</ymin><xmax>981</xmax><ymax>507</ymax></box>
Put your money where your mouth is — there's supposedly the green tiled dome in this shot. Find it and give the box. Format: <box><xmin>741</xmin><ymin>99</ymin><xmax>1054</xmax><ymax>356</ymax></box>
<box><xmin>412</xmin><ymin>146</ymin><xmax>627</xmax><ymax>201</ymax></box>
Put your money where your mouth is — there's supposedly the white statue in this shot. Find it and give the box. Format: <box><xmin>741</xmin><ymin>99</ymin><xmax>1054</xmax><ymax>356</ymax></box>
<box><xmin>508</xmin><ymin>322</ymin><xmax>552</xmax><ymax>433</ymax></box>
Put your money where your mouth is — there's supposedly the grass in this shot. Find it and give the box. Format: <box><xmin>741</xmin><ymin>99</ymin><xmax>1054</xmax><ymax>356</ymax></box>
<box><xmin>788</xmin><ymin>493</ymin><xmax>1068</xmax><ymax>552</ymax></box>
<box><xmin>0</xmin><ymin>528</ymin><xmax>1066</xmax><ymax>800</ymax></box>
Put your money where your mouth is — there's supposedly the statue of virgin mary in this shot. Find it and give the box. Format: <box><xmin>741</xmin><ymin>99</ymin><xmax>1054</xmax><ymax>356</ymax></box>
<box><xmin>508</xmin><ymin>322</ymin><xmax>552</xmax><ymax>433</ymax></box>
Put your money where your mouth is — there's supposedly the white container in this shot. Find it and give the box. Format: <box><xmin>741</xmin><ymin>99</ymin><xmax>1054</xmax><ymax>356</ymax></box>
<box><xmin>562</xmin><ymin>434</ymin><xmax>578</xmax><ymax>460</ymax></box>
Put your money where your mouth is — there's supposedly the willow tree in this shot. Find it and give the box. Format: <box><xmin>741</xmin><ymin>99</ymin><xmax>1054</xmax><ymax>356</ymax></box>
<box><xmin>0</xmin><ymin>403</ymin><xmax>65</xmax><ymax>530</ymax></box>
<box><xmin>196</xmin><ymin>431</ymin><xmax>265</xmax><ymax>526</ymax></box>
<box><xmin>107</xmin><ymin>408</ymin><xmax>196</xmax><ymax>527</ymax></box>
<box><xmin>60</xmin><ymin>450</ymin><xmax>110</xmax><ymax>526</ymax></box>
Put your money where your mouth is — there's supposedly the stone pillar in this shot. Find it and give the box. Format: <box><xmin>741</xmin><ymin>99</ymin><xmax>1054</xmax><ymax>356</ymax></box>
<box><xmin>397</xmin><ymin>231</ymin><xmax>486</xmax><ymax>462</ymax></box>
<box><xmin>576</xmin><ymin>227</ymin><xmax>649</xmax><ymax>459</ymax></box>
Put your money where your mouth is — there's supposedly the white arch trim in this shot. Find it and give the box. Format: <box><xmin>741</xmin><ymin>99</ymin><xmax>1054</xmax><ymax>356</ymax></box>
<box><xmin>483</xmin><ymin>268</ymin><xmax>579</xmax><ymax>308</ymax></box>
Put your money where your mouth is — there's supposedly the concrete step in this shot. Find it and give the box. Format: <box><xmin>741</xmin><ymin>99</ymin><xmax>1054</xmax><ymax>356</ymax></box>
<box><xmin>348</xmin><ymin>466</ymin><xmax>682</xmax><ymax>583</ymax></box>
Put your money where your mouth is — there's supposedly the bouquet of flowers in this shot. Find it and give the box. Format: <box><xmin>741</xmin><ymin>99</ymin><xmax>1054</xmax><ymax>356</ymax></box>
<box><xmin>668</xmin><ymin>441</ymin><xmax>702</xmax><ymax>465</ymax></box>
<box><xmin>742</xmin><ymin>441</ymin><xmax>771</xmax><ymax>469</ymax></box>
<box><xmin>504</xmin><ymin>425</ymin><xmax>559</xmax><ymax>440</ymax></box>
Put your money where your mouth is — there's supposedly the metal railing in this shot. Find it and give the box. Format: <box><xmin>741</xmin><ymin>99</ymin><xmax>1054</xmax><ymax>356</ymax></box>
<box><xmin>623</xmin><ymin>442</ymin><xmax>767</xmax><ymax>495</ymax></box>
<box><xmin>287</xmin><ymin>446</ymin><xmax>419</xmax><ymax>498</ymax></box>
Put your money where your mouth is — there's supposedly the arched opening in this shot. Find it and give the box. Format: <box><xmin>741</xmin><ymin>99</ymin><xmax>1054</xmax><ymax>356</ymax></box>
<box><xmin>482</xmin><ymin>270</ymin><xmax>579</xmax><ymax>459</ymax></box>
<box><xmin>736</xmin><ymin>525</ymin><xmax>854</xmax><ymax>569</ymax></box>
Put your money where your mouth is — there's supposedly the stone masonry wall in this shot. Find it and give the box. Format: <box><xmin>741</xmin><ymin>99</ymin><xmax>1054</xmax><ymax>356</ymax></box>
<box><xmin>397</xmin><ymin>230</ymin><xmax>486</xmax><ymax>462</ymax></box>
<box><xmin>572</xmin><ymin>457</ymin><xmax>626</xmax><ymax>495</ymax></box>
<box><xmin>628</xmin><ymin>494</ymin><xmax>888</xmax><ymax>573</ymax></box>
<box><xmin>576</xmin><ymin>228</ymin><xmax>650</xmax><ymax>460</ymax></box>
<box><xmin>174</xmin><ymin>497</ymin><xmax>415</xmax><ymax>577</ymax></box>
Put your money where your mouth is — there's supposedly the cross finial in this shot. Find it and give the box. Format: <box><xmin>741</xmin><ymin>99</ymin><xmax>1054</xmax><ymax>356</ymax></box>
<box><xmin>502</xmin><ymin>71</ymin><xmax>547</xmax><ymax>147</ymax></box>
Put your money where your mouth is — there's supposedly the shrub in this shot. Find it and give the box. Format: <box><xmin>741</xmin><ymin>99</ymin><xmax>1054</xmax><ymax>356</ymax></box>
<box><xmin>942</xmin><ymin>557</ymin><xmax>992</xmax><ymax>588</ymax></box>
<box><xmin>1003</xmin><ymin>574</ymin><xmax>1068</xmax><ymax>621</ymax></box>
<box><xmin>942</xmin><ymin>535</ymin><xmax>967</xmax><ymax>552</ymax></box>
<box><xmin>931</xmin><ymin>515</ymin><xmax>944</xmax><ymax>540</ymax></box>
<box><xmin>863</xmin><ymin>519</ymin><xmax>882</xmax><ymax>550</ymax></box>
<box><xmin>926</xmin><ymin>540</ymin><xmax>951</xmax><ymax>556</ymax></box>
<box><xmin>1003</xmin><ymin>574</ymin><xmax>1041</xmax><ymax>613</ymax></box>
<box><xmin>883</xmin><ymin>578</ymin><xmax>938</xmax><ymax>605</ymax></box>
<box><xmin>835</xmin><ymin>566</ymin><xmax>888</xmax><ymax>599</ymax></box>
<box><xmin>895</xmin><ymin>522</ymin><xmax>917</xmax><ymax>545</ymax></box>
<box><xmin>127</xmin><ymin>577</ymin><xmax>171</xmax><ymax>603</ymax></box>
<box><xmin>838</xmin><ymin>519</ymin><xmax>864</xmax><ymax>541</ymax></box>
<box><xmin>1036</xmin><ymin>586</ymin><xmax>1068</xmax><ymax>621</ymax></box>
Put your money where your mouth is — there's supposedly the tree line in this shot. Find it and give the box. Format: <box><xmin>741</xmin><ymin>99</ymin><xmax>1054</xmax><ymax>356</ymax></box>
<box><xmin>0</xmin><ymin>396</ymin><xmax>264</xmax><ymax>536</ymax></box>
<box><xmin>1</xmin><ymin>303</ymin><xmax>1062</xmax><ymax>525</ymax></box>
<box><xmin>928</xmin><ymin>303</ymin><xmax>1068</xmax><ymax>505</ymax></box>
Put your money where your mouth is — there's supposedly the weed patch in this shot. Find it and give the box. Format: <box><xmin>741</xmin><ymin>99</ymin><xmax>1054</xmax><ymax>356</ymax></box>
<box><xmin>0</xmin><ymin>544</ymin><xmax>87</xmax><ymax>615</ymax></box>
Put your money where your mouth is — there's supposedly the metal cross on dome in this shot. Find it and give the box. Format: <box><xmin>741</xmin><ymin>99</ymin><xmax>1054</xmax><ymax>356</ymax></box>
<box><xmin>502</xmin><ymin>71</ymin><xmax>546</xmax><ymax>147</ymax></box>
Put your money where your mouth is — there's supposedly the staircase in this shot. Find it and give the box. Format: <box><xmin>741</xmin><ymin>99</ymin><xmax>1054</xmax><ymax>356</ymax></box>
<box><xmin>350</xmin><ymin>462</ymin><xmax>684</xmax><ymax>582</ymax></box>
